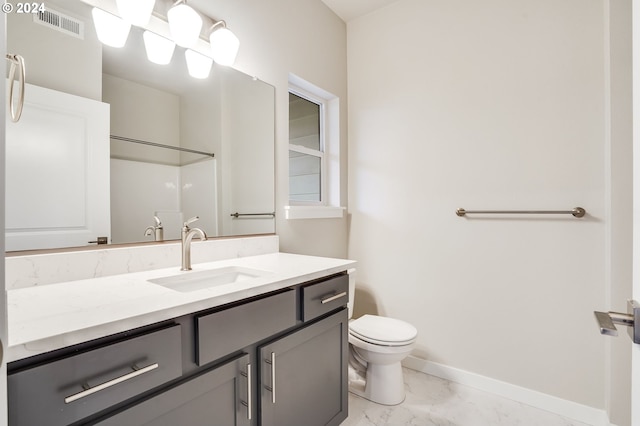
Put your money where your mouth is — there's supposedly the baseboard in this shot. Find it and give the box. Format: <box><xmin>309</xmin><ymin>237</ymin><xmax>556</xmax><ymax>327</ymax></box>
<box><xmin>402</xmin><ymin>356</ymin><xmax>611</xmax><ymax>426</ymax></box>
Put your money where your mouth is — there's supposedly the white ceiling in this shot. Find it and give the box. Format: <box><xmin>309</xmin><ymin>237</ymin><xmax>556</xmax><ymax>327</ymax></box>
<box><xmin>320</xmin><ymin>0</ymin><xmax>401</xmax><ymax>22</ymax></box>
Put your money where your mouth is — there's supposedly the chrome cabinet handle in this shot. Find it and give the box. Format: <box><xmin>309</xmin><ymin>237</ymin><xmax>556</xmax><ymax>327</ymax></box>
<box><xmin>264</xmin><ymin>352</ymin><xmax>276</xmax><ymax>403</ymax></box>
<box><xmin>241</xmin><ymin>363</ymin><xmax>252</xmax><ymax>420</ymax></box>
<box><xmin>321</xmin><ymin>291</ymin><xmax>347</xmax><ymax>305</ymax></box>
<box><xmin>64</xmin><ymin>363</ymin><xmax>159</xmax><ymax>404</ymax></box>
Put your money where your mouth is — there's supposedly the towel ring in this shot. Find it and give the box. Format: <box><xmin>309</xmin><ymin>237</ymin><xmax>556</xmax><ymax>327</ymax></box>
<box><xmin>6</xmin><ymin>53</ymin><xmax>25</xmax><ymax>123</ymax></box>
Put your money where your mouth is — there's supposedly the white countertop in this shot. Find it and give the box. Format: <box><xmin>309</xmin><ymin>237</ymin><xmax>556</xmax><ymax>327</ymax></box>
<box><xmin>7</xmin><ymin>252</ymin><xmax>356</xmax><ymax>363</ymax></box>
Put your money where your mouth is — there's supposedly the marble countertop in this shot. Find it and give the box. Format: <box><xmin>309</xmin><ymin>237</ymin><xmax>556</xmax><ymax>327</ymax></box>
<box><xmin>7</xmin><ymin>252</ymin><xmax>356</xmax><ymax>363</ymax></box>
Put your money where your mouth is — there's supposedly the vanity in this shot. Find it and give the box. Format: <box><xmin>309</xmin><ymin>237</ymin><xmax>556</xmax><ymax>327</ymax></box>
<box><xmin>6</xmin><ymin>248</ymin><xmax>355</xmax><ymax>426</ymax></box>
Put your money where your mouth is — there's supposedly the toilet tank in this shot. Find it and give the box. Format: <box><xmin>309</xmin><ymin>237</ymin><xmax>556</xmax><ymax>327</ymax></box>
<box><xmin>347</xmin><ymin>268</ymin><xmax>356</xmax><ymax>319</ymax></box>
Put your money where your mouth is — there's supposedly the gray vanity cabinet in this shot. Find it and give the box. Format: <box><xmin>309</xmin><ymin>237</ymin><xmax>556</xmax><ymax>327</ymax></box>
<box><xmin>259</xmin><ymin>309</ymin><xmax>348</xmax><ymax>426</ymax></box>
<box><xmin>95</xmin><ymin>353</ymin><xmax>251</xmax><ymax>426</ymax></box>
<box><xmin>8</xmin><ymin>272</ymin><xmax>349</xmax><ymax>426</ymax></box>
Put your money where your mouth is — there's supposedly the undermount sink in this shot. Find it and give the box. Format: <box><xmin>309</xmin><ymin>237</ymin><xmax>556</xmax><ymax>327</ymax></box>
<box><xmin>149</xmin><ymin>266</ymin><xmax>271</xmax><ymax>293</ymax></box>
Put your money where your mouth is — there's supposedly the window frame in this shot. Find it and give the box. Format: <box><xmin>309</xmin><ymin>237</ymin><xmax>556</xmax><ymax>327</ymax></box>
<box><xmin>288</xmin><ymin>85</ymin><xmax>327</xmax><ymax>206</ymax></box>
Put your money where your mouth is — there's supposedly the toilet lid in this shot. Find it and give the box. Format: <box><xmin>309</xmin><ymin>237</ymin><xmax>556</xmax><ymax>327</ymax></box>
<box><xmin>349</xmin><ymin>314</ymin><xmax>417</xmax><ymax>346</ymax></box>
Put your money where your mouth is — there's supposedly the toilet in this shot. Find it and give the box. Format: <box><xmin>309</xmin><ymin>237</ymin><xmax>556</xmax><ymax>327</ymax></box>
<box><xmin>347</xmin><ymin>269</ymin><xmax>418</xmax><ymax>405</ymax></box>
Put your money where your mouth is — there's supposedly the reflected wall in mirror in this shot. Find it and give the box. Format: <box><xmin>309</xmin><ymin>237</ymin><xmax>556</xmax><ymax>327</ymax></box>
<box><xmin>6</xmin><ymin>0</ymin><xmax>275</xmax><ymax>252</ymax></box>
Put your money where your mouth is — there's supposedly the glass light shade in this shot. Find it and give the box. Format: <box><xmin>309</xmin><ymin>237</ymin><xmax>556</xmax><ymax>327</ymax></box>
<box><xmin>116</xmin><ymin>0</ymin><xmax>155</xmax><ymax>26</ymax></box>
<box><xmin>167</xmin><ymin>4</ymin><xmax>202</xmax><ymax>47</ymax></box>
<box><xmin>143</xmin><ymin>31</ymin><xmax>175</xmax><ymax>64</ymax></box>
<box><xmin>185</xmin><ymin>49</ymin><xmax>213</xmax><ymax>79</ymax></box>
<box><xmin>209</xmin><ymin>27</ymin><xmax>239</xmax><ymax>66</ymax></box>
<box><xmin>92</xmin><ymin>8</ymin><xmax>131</xmax><ymax>48</ymax></box>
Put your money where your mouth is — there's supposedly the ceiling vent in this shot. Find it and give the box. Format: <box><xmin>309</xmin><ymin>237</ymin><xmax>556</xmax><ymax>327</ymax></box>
<box><xmin>33</xmin><ymin>7</ymin><xmax>84</xmax><ymax>39</ymax></box>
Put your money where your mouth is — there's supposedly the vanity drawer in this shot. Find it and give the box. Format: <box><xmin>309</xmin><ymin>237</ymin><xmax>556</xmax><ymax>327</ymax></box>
<box><xmin>8</xmin><ymin>324</ymin><xmax>182</xmax><ymax>426</ymax></box>
<box><xmin>196</xmin><ymin>289</ymin><xmax>296</xmax><ymax>366</ymax></box>
<box><xmin>301</xmin><ymin>274</ymin><xmax>349</xmax><ymax>322</ymax></box>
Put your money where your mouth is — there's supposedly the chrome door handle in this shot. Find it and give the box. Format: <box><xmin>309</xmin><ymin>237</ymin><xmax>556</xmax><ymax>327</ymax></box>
<box><xmin>594</xmin><ymin>300</ymin><xmax>640</xmax><ymax>344</ymax></box>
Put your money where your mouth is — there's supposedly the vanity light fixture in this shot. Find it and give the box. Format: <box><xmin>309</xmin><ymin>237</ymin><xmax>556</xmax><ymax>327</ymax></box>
<box><xmin>115</xmin><ymin>0</ymin><xmax>155</xmax><ymax>27</ymax></box>
<box><xmin>143</xmin><ymin>31</ymin><xmax>176</xmax><ymax>65</ymax></box>
<box><xmin>90</xmin><ymin>0</ymin><xmax>237</xmax><ymax>78</ymax></box>
<box><xmin>91</xmin><ymin>7</ymin><xmax>131</xmax><ymax>48</ymax></box>
<box><xmin>208</xmin><ymin>21</ymin><xmax>240</xmax><ymax>66</ymax></box>
<box><xmin>185</xmin><ymin>49</ymin><xmax>213</xmax><ymax>79</ymax></box>
<box><xmin>167</xmin><ymin>0</ymin><xmax>202</xmax><ymax>48</ymax></box>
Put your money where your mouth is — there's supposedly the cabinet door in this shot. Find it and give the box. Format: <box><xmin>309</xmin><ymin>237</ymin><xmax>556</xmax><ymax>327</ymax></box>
<box><xmin>259</xmin><ymin>309</ymin><xmax>348</xmax><ymax>426</ymax></box>
<box><xmin>96</xmin><ymin>354</ymin><xmax>251</xmax><ymax>426</ymax></box>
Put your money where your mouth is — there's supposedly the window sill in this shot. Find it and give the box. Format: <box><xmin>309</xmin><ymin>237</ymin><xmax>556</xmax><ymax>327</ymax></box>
<box><xmin>284</xmin><ymin>206</ymin><xmax>345</xmax><ymax>220</ymax></box>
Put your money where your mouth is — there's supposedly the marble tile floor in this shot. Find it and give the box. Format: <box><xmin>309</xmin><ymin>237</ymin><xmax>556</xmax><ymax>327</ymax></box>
<box><xmin>341</xmin><ymin>368</ymin><xmax>590</xmax><ymax>426</ymax></box>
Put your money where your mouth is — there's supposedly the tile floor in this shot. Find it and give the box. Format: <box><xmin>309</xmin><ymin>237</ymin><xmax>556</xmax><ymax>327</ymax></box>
<box><xmin>341</xmin><ymin>368</ymin><xmax>591</xmax><ymax>426</ymax></box>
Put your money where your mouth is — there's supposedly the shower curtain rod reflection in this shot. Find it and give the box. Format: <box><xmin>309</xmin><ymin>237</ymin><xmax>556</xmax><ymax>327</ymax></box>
<box><xmin>110</xmin><ymin>135</ymin><xmax>215</xmax><ymax>158</ymax></box>
<box><xmin>456</xmin><ymin>207</ymin><xmax>586</xmax><ymax>218</ymax></box>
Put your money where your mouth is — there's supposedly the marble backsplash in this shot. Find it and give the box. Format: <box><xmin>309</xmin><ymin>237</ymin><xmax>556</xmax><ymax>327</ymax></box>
<box><xmin>6</xmin><ymin>235</ymin><xmax>279</xmax><ymax>290</ymax></box>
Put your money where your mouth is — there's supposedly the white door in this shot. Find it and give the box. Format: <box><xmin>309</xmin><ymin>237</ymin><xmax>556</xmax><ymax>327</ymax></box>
<box><xmin>5</xmin><ymin>82</ymin><xmax>110</xmax><ymax>251</ymax></box>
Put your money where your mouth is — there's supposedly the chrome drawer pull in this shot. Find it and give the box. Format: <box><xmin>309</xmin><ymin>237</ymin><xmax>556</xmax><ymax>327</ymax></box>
<box><xmin>321</xmin><ymin>291</ymin><xmax>347</xmax><ymax>305</ymax></box>
<box><xmin>64</xmin><ymin>363</ymin><xmax>159</xmax><ymax>404</ymax></box>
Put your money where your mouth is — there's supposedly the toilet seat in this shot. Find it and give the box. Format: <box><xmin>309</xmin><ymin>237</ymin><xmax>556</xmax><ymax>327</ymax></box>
<box><xmin>349</xmin><ymin>333</ymin><xmax>415</xmax><ymax>355</ymax></box>
<box><xmin>349</xmin><ymin>315</ymin><xmax>417</xmax><ymax>347</ymax></box>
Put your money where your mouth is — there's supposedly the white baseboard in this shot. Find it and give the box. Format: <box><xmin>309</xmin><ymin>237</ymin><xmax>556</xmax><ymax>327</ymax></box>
<box><xmin>402</xmin><ymin>356</ymin><xmax>611</xmax><ymax>426</ymax></box>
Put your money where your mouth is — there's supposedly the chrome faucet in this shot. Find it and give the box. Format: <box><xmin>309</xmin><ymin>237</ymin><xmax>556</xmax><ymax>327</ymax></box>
<box><xmin>144</xmin><ymin>215</ymin><xmax>164</xmax><ymax>242</ymax></box>
<box><xmin>181</xmin><ymin>216</ymin><xmax>207</xmax><ymax>271</ymax></box>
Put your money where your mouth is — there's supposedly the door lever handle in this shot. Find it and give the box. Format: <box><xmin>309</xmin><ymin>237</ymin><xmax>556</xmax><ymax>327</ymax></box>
<box><xmin>594</xmin><ymin>300</ymin><xmax>640</xmax><ymax>343</ymax></box>
<box><xmin>594</xmin><ymin>311</ymin><xmax>633</xmax><ymax>336</ymax></box>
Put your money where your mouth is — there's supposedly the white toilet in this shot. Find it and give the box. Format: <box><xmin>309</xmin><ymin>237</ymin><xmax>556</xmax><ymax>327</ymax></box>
<box><xmin>347</xmin><ymin>270</ymin><xmax>418</xmax><ymax>405</ymax></box>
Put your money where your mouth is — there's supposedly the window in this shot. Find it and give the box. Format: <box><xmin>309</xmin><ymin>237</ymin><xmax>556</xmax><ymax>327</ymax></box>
<box><xmin>286</xmin><ymin>75</ymin><xmax>344</xmax><ymax>219</ymax></box>
<box><xmin>288</xmin><ymin>90</ymin><xmax>325</xmax><ymax>204</ymax></box>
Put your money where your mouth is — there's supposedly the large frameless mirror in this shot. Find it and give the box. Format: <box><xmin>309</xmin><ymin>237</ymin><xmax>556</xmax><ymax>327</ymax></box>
<box><xmin>5</xmin><ymin>0</ymin><xmax>275</xmax><ymax>252</ymax></box>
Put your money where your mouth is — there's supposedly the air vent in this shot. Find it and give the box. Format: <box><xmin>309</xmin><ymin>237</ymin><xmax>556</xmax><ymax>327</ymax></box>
<box><xmin>33</xmin><ymin>7</ymin><xmax>84</xmax><ymax>39</ymax></box>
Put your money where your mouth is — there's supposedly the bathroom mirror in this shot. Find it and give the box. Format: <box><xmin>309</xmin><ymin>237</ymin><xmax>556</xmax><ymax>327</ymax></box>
<box><xmin>5</xmin><ymin>0</ymin><xmax>275</xmax><ymax>252</ymax></box>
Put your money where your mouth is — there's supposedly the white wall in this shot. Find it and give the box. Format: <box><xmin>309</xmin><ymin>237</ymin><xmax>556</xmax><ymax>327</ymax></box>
<box><xmin>348</xmin><ymin>0</ymin><xmax>609</xmax><ymax>410</ymax></box>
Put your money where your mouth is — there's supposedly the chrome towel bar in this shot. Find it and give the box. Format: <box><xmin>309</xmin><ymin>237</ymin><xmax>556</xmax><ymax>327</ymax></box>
<box><xmin>111</xmin><ymin>135</ymin><xmax>215</xmax><ymax>157</ymax></box>
<box><xmin>456</xmin><ymin>207</ymin><xmax>586</xmax><ymax>218</ymax></box>
<box><xmin>230</xmin><ymin>212</ymin><xmax>276</xmax><ymax>218</ymax></box>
